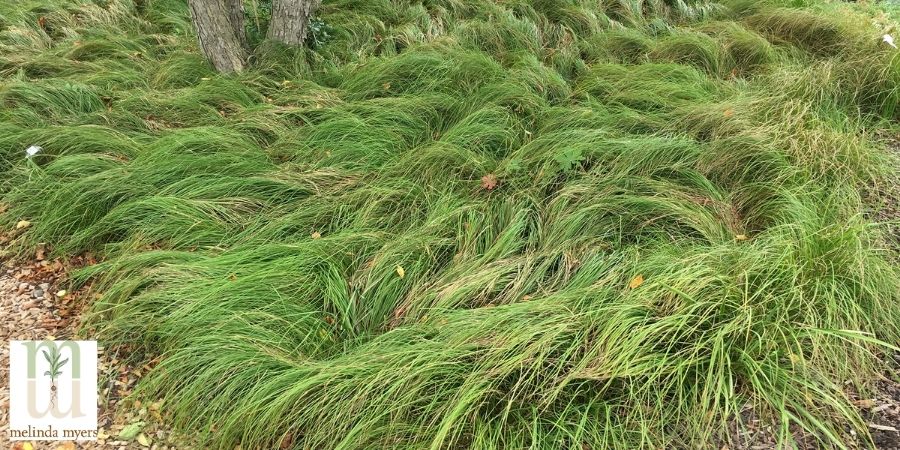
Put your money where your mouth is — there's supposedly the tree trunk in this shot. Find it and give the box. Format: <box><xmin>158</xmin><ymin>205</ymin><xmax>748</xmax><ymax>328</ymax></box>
<box><xmin>188</xmin><ymin>0</ymin><xmax>248</xmax><ymax>73</ymax></box>
<box><xmin>267</xmin><ymin>0</ymin><xmax>321</xmax><ymax>46</ymax></box>
<box><xmin>224</xmin><ymin>0</ymin><xmax>249</xmax><ymax>51</ymax></box>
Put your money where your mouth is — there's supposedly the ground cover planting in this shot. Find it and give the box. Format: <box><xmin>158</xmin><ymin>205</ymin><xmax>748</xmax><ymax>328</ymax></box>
<box><xmin>1</xmin><ymin>0</ymin><xmax>899</xmax><ymax>448</ymax></box>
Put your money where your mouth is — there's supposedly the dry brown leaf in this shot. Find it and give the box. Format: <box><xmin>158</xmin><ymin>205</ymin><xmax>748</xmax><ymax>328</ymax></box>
<box><xmin>56</xmin><ymin>442</ymin><xmax>76</xmax><ymax>450</ymax></box>
<box><xmin>311</xmin><ymin>231</ymin><xmax>322</xmax><ymax>240</ymax></box>
<box><xmin>628</xmin><ymin>274</ymin><xmax>644</xmax><ymax>289</ymax></box>
<box><xmin>723</xmin><ymin>108</ymin><xmax>734</xmax><ymax>118</ymax></box>
<box><xmin>869</xmin><ymin>423</ymin><xmax>898</xmax><ymax>432</ymax></box>
<box><xmin>481</xmin><ymin>173</ymin><xmax>498</xmax><ymax>191</ymax></box>
<box><xmin>280</xmin><ymin>434</ymin><xmax>294</xmax><ymax>449</ymax></box>
<box><xmin>735</xmin><ymin>234</ymin><xmax>748</xmax><ymax>241</ymax></box>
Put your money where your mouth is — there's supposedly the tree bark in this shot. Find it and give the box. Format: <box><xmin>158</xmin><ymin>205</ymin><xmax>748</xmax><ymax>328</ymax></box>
<box><xmin>267</xmin><ymin>0</ymin><xmax>321</xmax><ymax>46</ymax></box>
<box><xmin>188</xmin><ymin>0</ymin><xmax>248</xmax><ymax>73</ymax></box>
<box><xmin>223</xmin><ymin>0</ymin><xmax>249</xmax><ymax>51</ymax></box>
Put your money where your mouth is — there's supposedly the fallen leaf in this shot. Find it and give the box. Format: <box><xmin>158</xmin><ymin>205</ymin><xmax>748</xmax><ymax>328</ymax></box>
<box><xmin>382</xmin><ymin>82</ymin><xmax>391</xmax><ymax>90</ymax></box>
<box><xmin>118</xmin><ymin>421</ymin><xmax>145</xmax><ymax>440</ymax></box>
<box><xmin>869</xmin><ymin>423</ymin><xmax>898</xmax><ymax>432</ymax></box>
<box><xmin>628</xmin><ymin>274</ymin><xmax>644</xmax><ymax>289</ymax></box>
<box><xmin>311</xmin><ymin>231</ymin><xmax>322</xmax><ymax>239</ymax></box>
<box><xmin>280</xmin><ymin>433</ymin><xmax>294</xmax><ymax>449</ymax></box>
<box><xmin>723</xmin><ymin>108</ymin><xmax>734</xmax><ymax>118</ymax></box>
<box><xmin>38</xmin><ymin>16</ymin><xmax>46</xmax><ymax>28</ymax></box>
<box><xmin>35</xmin><ymin>245</ymin><xmax>46</xmax><ymax>260</ymax></box>
<box><xmin>854</xmin><ymin>399</ymin><xmax>877</xmax><ymax>408</ymax></box>
<box><xmin>395</xmin><ymin>265</ymin><xmax>405</xmax><ymax>279</ymax></box>
<box><xmin>56</xmin><ymin>442</ymin><xmax>76</xmax><ymax>450</ymax></box>
<box><xmin>16</xmin><ymin>220</ymin><xmax>31</xmax><ymax>230</ymax></box>
<box><xmin>735</xmin><ymin>234</ymin><xmax>748</xmax><ymax>241</ymax></box>
<box><xmin>136</xmin><ymin>433</ymin><xmax>151</xmax><ymax>447</ymax></box>
<box><xmin>229</xmin><ymin>273</ymin><xmax>237</xmax><ymax>281</ymax></box>
<box><xmin>481</xmin><ymin>173</ymin><xmax>498</xmax><ymax>191</ymax></box>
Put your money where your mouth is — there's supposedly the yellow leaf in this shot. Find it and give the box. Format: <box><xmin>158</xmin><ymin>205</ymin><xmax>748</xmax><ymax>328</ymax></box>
<box><xmin>200</xmin><ymin>77</ymin><xmax>210</xmax><ymax>81</ymax></box>
<box><xmin>56</xmin><ymin>289</ymin><xmax>67</xmax><ymax>297</ymax></box>
<box><xmin>723</xmin><ymin>108</ymin><xmax>734</xmax><ymax>118</ymax></box>
<box><xmin>137</xmin><ymin>432</ymin><xmax>152</xmax><ymax>447</ymax></box>
<box><xmin>56</xmin><ymin>442</ymin><xmax>76</xmax><ymax>450</ymax></box>
<box><xmin>735</xmin><ymin>234</ymin><xmax>748</xmax><ymax>241</ymax></box>
<box><xmin>23</xmin><ymin>443</ymin><xmax>35</xmax><ymax>450</ymax></box>
<box><xmin>395</xmin><ymin>265</ymin><xmax>405</xmax><ymax>279</ymax></box>
<box><xmin>16</xmin><ymin>220</ymin><xmax>31</xmax><ymax>229</ymax></box>
<box><xmin>311</xmin><ymin>231</ymin><xmax>322</xmax><ymax>240</ymax></box>
<box><xmin>628</xmin><ymin>274</ymin><xmax>644</xmax><ymax>289</ymax></box>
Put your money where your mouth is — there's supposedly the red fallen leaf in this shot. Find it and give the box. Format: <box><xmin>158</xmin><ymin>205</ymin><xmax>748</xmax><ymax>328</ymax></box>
<box><xmin>481</xmin><ymin>173</ymin><xmax>498</xmax><ymax>191</ymax></box>
<box><xmin>393</xmin><ymin>305</ymin><xmax>407</xmax><ymax>320</ymax></box>
<box><xmin>280</xmin><ymin>433</ymin><xmax>294</xmax><ymax>449</ymax></box>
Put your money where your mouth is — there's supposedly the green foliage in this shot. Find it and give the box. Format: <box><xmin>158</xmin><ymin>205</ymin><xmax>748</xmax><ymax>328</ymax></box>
<box><xmin>554</xmin><ymin>147</ymin><xmax>584</xmax><ymax>172</ymax></box>
<box><xmin>42</xmin><ymin>346</ymin><xmax>68</xmax><ymax>381</ymax></box>
<box><xmin>1</xmin><ymin>0</ymin><xmax>899</xmax><ymax>449</ymax></box>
